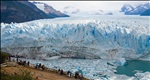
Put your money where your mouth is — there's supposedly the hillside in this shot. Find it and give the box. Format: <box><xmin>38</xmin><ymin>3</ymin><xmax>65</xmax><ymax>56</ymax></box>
<box><xmin>1</xmin><ymin>62</ymin><xmax>78</xmax><ymax>80</ymax></box>
<box><xmin>1</xmin><ymin>1</ymin><xmax>51</xmax><ymax>23</ymax></box>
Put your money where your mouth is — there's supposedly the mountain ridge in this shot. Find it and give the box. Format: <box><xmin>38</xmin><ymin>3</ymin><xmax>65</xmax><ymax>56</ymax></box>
<box><xmin>1</xmin><ymin>1</ymin><xmax>69</xmax><ymax>23</ymax></box>
<box><xmin>121</xmin><ymin>2</ymin><xmax>150</xmax><ymax>16</ymax></box>
<box><xmin>32</xmin><ymin>1</ymin><xmax>69</xmax><ymax>18</ymax></box>
<box><xmin>140</xmin><ymin>9</ymin><xmax>150</xmax><ymax>16</ymax></box>
<box><xmin>1</xmin><ymin>1</ymin><xmax>50</xmax><ymax>23</ymax></box>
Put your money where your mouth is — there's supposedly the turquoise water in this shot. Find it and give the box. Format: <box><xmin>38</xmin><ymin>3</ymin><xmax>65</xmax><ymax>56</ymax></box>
<box><xmin>116</xmin><ymin>60</ymin><xmax>150</xmax><ymax>76</ymax></box>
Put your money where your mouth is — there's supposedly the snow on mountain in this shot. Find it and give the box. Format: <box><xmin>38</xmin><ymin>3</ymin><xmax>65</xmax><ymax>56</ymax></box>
<box><xmin>121</xmin><ymin>4</ymin><xmax>135</xmax><ymax>12</ymax></box>
<box><xmin>33</xmin><ymin>2</ymin><xmax>45</xmax><ymax>11</ymax></box>
<box><xmin>32</xmin><ymin>1</ymin><xmax>69</xmax><ymax>18</ymax></box>
<box><xmin>1</xmin><ymin>16</ymin><xmax>150</xmax><ymax>60</ymax></box>
<box><xmin>121</xmin><ymin>2</ymin><xmax>150</xmax><ymax>15</ymax></box>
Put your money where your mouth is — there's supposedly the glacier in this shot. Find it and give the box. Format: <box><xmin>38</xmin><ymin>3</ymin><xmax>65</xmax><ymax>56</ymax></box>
<box><xmin>1</xmin><ymin>15</ymin><xmax>150</xmax><ymax>60</ymax></box>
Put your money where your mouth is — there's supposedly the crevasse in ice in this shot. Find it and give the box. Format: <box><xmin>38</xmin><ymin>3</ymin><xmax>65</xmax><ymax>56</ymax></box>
<box><xmin>1</xmin><ymin>16</ymin><xmax>150</xmax><ymax>59</ymax></box>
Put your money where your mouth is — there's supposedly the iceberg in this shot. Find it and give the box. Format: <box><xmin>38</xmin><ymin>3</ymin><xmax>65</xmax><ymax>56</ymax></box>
<box><xmin>116</xmin><ymin>58</ymin><xmax>126</xmax><ymax>66</ymax></box>
<box><xmin>135</xmin><ymin>72</ymin><xmax>150</xmax><ymax>80</ymax></box>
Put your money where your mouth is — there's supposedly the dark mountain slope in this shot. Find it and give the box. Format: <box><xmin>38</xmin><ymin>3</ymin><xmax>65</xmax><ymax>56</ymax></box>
<box><xmin>1</xmin><ymin>1</ymin><xmax>50</xmax><ymax>23</ymax></box>
<box><xmin>140</xmin><ymin>9</ymin><xmax>150</xmax><ymax>16</ymax></box>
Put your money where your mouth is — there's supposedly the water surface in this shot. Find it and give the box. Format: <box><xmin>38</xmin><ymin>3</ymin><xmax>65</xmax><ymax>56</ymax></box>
<box><xmin>116</xmin><ymin>60</ymin><xmax>150</xmax><ymax>76</ymax></box>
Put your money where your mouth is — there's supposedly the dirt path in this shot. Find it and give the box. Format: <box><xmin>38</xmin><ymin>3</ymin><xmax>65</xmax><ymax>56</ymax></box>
<box><xmin>1</xmin><ymin>62</ymin><xmax>81</xmax><ymax>80</ymax></box>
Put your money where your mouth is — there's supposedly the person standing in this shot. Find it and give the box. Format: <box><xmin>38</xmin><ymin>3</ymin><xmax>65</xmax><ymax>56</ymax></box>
<box><xmin>69</xmin><ymin>71</ymin><xmax>72</xmax><ymax>77</ymax></box>
<box><xmin>27</xmin><ymin>61</ymin><xmax>30</xmax><ymax>67</ymax></box>
<box><xmin>41</xmin><ymin>65</ymin><xmax>45</xmax><ymax>70</ymax></box>
<box><xmin>39</xmin><ymin>63</ymin><xmax>41</xmax><ymax>68</ymax></box>
<box><xmin>75</xmin><ymin>71</ymin><xmax>79</xmax><ymax>79</ymax></box>
<box><xmin>60</xmin><ymin>69</ymin><xmax>63</xmax><ymax>75</ymax></box>
<box><xmin>16</xmin><ymin>55</ymin><xmax>19</xmax><ymax>62</ymax></box>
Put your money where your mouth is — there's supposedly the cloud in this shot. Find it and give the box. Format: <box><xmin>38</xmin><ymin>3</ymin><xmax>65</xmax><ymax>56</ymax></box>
<box><xmin>30</xmin><ymin>1</ymin><xmax>149</xmax><ymax>11</ymax></box>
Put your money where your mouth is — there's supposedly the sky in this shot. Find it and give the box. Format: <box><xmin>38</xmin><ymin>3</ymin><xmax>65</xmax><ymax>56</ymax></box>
<box><xmin>30</xmin><ymin>1</ymin><xmax>149</xmax><ymax>12</ymax></box>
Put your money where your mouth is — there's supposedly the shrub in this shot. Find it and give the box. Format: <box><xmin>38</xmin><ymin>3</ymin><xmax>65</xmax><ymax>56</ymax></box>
<box><xmin>1</xmin><ymin>69</ymin><xmax>34</xmax><ymax>80</ymax></box>
<box><xmin>0</xmin><ymin>51</ymin><xmax>9</xmax><ymax>64</ymax></box>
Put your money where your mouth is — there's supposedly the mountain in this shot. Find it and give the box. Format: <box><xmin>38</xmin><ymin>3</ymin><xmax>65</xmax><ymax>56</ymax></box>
<box><xmin>140</xmin><ymin>9</ymin><xmax>150</xmax><ymax>16</ymax></box>
<box><xmin>121</xmin><ymin>4</ymin><xmax>135</xmax><ymax>14</ymax></box>
<box><xmin>32</xmin><ymin>2</ymin><xmax>69</xmax><ymax>18</ymax></box>
<box><xmin>121</xmin><ymin>2</ymin><xmax>150</xmax><ymax>15</ymax></box>
<box><xmin>1</xmin><ymin>16</ymin><xmax>149</xmax><ymax>60</ymax></box>
<box><xmin>1</xmin><ymin>1</ymin><xmax>50</xmax><ymax>23</ymax></box>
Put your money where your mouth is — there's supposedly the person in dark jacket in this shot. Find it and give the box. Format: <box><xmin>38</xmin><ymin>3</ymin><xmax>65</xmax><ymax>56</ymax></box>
<box><xmin>39</xmin><ymin>63</ymin><xmax>41</xmax><ymax>68</ymax></box>
<box><xmin>27</xmin><ymin>61</ymin><xmax>30</xmax><ymax>67</ymax></box>
<box><xmin>41</xmin><ymin>65</ymin><xmax>45</xmax><ymax>70</ymax></box>
<box><xmin>67</xmin><ymin>70</ymin><xmax>72</xmax><ymax>77</ymax></box>
<box><xmin>75</xmin><ymin>71</ymin><xmax>79</xmax><ymax>79</ymax></box>
<box><xmin>60</xmin><ymin>69</ymin><xmax>64</xmax><ymax>75</ymax></box>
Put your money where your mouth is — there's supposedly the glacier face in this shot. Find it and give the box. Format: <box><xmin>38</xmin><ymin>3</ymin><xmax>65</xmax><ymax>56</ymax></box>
<box><xmin>1</xmin><ymin>15</ymin><xmax>150</xmax><ymax>59</ymax></box>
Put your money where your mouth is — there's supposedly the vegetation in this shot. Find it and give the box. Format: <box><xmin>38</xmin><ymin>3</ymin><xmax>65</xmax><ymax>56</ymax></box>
<box><xmin>0</xmin><ymin>51</ymin><xmax>9</xmax><ymax>64</ymax></box>
<box><xmin>1</xmin><ymin>51</ymin><xmax>34</xmax><ymax>80</ymax></box>
<box><xmin>1</xmin><ymin>69</ymin><xmax>34</xmax><ymax>80</ymax></box>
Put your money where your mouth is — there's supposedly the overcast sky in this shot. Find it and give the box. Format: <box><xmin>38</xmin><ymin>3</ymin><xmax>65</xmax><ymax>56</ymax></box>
<box><xmin>30</xmin><ymin>1</ymin><xmax>149</xmax><ymax>11</ymax></box>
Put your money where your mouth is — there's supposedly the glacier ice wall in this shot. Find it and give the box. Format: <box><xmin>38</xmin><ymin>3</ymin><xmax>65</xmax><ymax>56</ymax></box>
<box><xmin>1</xmin><ymin>16</ymin><xmax>150</xmax><ymax>59</ymax></box>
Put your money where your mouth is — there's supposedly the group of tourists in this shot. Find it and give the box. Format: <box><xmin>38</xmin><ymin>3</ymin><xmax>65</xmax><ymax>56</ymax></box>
<box><xmin>58</xmin><ymin>69</ymin><xmax>83</xmax><ymax>80</ymax></box>
<box><xmin>17</xmin><ymin>60</ymin><xmax>30</xmax><ymax>67</ymax></box>
<box><xmin>35</xmin><ymin>63</ymin><xmax>45</xmax><ymax>70</ymax></box>
<box><xmin>12</xmin><ymin>57</ymin><xmax>84</xmax><ymax>80</ymax></box>
<box><xmin>17</xmin><ymin>59</ymin><xmax>45</xmax><ymax>71</ymax></box>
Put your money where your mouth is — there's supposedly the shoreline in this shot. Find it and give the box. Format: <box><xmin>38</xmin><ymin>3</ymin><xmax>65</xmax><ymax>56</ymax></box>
<box><xmin>2</xmin><ymin>59</ymin><xmax>89</xmax><ymax>80</ymax></box>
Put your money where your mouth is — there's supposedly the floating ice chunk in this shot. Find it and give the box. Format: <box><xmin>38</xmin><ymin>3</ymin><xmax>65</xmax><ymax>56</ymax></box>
<box><xmin>119</xmin><ymin>58</ymin><xmax>126</xmax><ymax>66</ymax></box>
<box><xmin>135</xmin><ymin>72</ymin><xmax>150</xmax><ymax>80</ymax></box>
<box><xmin>45</xmin><ymin>56</ymin><xmax>61</xmax><ymax>60</ymax></box>
<box><xmin>114</xmin><ymin>58</ymin><xmax>126</xmax><ymax>66</ymax></box>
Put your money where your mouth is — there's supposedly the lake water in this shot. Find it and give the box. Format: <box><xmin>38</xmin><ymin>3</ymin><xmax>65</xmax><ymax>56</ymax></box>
<box><xmin>115</xmin><ymin>60</ymin><xmax>150</xmax><ymax>76</ymax></box>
